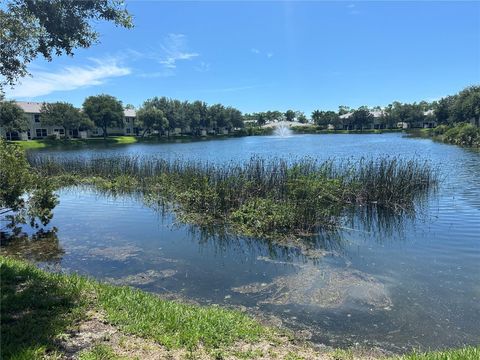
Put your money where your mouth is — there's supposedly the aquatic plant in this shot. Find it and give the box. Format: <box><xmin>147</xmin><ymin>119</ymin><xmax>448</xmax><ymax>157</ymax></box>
<box><xmin>29</xmin><ymin>155</ymin><xmax>438</xmax><ymax>238</ymax></box>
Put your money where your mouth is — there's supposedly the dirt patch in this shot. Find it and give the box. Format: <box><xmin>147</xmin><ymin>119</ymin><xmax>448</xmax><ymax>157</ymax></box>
<box><xmin>232</xmin><ymin>266</ymin><xmax>392</xmax><ymax>310</ymax></box>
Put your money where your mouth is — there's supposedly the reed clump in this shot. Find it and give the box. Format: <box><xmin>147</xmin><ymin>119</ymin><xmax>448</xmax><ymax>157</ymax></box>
<box><xmin>29</xmin><ymin>155</ymin><xmax>437</xmax><ymax>238</ymax></box>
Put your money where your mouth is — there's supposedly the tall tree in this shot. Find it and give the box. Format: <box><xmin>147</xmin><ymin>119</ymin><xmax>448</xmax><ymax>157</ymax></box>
<box><xmin>136</xmin><ymin>104</ymin><xmax>168</xmax><ymax>137</ymax></box>
<box><xmin>0</xmin><ymin>100</ymin><xmax>28</xmax><ymax>139</ymax></box>
<box><xmin>1</xmin><ymin>0</ymin><xmax>133</xmax><ymax>87</ymax></box>
<box><xmin>284</xmin><ymin>110</ymin><xmax>295</xmax><ymax>122</ymax></box>
<box><xmin>40</xmin><ymin>102</ymin><xmax>92</xmax><ymax>138</ymax></box>
<box><xmin>83</xmin><ymin>94</ymin><xmax>124</xmax><ymax>139</ymax></box>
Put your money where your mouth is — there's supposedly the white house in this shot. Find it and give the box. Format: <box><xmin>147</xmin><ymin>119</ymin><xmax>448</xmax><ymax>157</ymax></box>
<box><xmin>0</xmin><ymin>101</ymin><xmax>136</xmax><ymax>140</ymax></box>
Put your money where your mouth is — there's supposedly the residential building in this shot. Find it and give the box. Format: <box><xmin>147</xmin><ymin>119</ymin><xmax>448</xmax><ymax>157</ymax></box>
<box><xmin>0</xmin><ymin>101</ymin><xmax>135</xmax><ymax>140</ymax></box>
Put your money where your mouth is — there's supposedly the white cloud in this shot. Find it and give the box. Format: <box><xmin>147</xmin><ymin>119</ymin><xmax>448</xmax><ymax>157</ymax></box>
<box><xmin>267</xmin><ymin>52</ymin><xmax>274</xmax><ymax>58</ymax></box>
<box><xmin>7</xmin><ymin>58</ymin><xmax>130</xmax><ymax>98</ymax></box>
<box><xmin>251</xmin><ymin>48</ymin><xmax>261</xmax><ymax>54</ymax></box>
<box><xmin>159</xmin><ymin>33</ymin><xmax>199</xmax><ymax>69</ymax></box>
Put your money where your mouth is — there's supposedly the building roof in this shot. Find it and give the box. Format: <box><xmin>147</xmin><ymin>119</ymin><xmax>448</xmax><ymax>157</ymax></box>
<box><xmin>15</xmin><ymin>101</ymin><xmax>136</xmax><ymax>117</ymax></box>
<box><xmin>124</xmin><ymin>108</ymin><xmax>136</xmax><ymax>117</ymax></box>
<box><xmin>16</xmin><ymin>101</ymin><xmax>44</xmax><ymax>113</ymax></box>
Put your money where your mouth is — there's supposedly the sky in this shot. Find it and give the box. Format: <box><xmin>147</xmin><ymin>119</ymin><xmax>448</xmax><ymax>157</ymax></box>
<box><xmin>5</xmin><ymin>1</ymin><xmax>480</xmax><ymax>115</ymax></box>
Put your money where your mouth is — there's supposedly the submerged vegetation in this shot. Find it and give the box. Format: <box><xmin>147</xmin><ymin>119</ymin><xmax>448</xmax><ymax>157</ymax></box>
<box><xmin>2</xmin><ymin>256</ymin><xmax>478</xmax><ymax>360</ymax></box>
<box><xmin>29</xmin><ymin>154</ymin><xmax>437</xmax><ymax>239</ymax></box>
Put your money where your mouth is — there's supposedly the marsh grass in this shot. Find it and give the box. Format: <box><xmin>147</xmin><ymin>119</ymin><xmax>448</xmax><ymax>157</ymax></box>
<box><xmin>29</xmin><ymin>155</ymin><xmax>437</xmax><ymax>238</ymax></box>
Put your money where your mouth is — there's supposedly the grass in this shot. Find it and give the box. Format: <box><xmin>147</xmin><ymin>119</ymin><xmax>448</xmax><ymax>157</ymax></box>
<box><xmin>0</xmin><ymin>256</ymin><xmax>265</xmax><ymax>359</ymax></box>
<box><xmin>10</xmin><ymin>136</ymin><xmax>139</xmax><ymax>150</ymax></box>
<box><xmin>394</xmin><ymin>346</ymin><xmax>480</xmax><ymax>360</ymax></box>
<box><xmin>29</xmin><ymin>155</ymin><xmax>438</xmax><ymax>239</ymax></box>
<box><xmin>1</xmin><ymin>256</ymin><xmax>478</xmax><ymax>359</ymax></box>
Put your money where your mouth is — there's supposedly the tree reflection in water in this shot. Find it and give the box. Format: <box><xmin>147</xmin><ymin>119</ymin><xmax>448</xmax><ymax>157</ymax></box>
<box><xmin>0</xmin><ymin>228</ymin><xmax>64</xmax><ymax>264</ymax></box>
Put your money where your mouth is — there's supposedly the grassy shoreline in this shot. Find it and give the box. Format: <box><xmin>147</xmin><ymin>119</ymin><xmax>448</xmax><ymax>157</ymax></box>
<box><xmin>1</xmin><ymin>256</ymin><xmax>478</xmax><ymax>360</ymax></box>
<box><xmin>410</xmin><ymin>124</ymin><xmax>480</xmax><ymax>148</ymax></box>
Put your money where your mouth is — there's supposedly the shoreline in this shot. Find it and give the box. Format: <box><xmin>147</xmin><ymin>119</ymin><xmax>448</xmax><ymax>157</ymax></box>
<box><xmin>1</xmin><ymin>256</ymin><xmax>478</xmax><ymax>360</ymax></box>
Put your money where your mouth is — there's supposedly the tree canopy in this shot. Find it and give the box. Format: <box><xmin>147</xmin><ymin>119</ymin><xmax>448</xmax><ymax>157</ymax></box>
<box><xmin>83</xmin><ymin>94</ymin><xmax>124</xmax><ymax>138</ymax></box>
<box><xmin>0</xmin><ymin>140</ymin><xmax>58</xmax><ymax>234</ymax></box>
<box><xmin>40</xmin><ymin>102</ymin><xmax>93</xmax><ymax>138</ymax></box>
<box><xmin>0</xmin><ymin>0</ymin><xmax>133</xmax><ymax>87</ymax></box>
<box><xmin>0</xmin><ymin>100</ymin><xmax>28</xmax><ymax>138</ymax></box>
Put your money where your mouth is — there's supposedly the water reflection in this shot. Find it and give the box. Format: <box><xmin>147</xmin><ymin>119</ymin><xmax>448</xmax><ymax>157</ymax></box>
<box><xmin>0</xmin><ymin>229</ymin><xmax>64</xmax><ymax>264</ymax></box>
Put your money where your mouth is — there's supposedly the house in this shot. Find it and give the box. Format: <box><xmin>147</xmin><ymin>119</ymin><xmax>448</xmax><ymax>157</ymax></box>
<box><xmin>0</xmin><ymin>101</ymin><xmax>136</xmax><ymax>140</ymax></box>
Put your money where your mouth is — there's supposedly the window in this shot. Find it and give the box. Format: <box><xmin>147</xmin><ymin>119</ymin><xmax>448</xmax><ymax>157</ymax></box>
<box><xmin>35</xmin><ymin>129</ymin><xmax>47</xmax><ymax>137</ymax></box>
<box><xmin>126</xmin><ymin>128</ymin><xmax>131</xmax><ymax>134</ymax></box>
<box><xmin>54</xmin><ymin>128</ymin><xmax>65</xmax><ymax>135</ymax></box>
<box><xmin>34</xmin><ymin>114</ymin><xmax>41</xmax><ymax>123</ymax></box>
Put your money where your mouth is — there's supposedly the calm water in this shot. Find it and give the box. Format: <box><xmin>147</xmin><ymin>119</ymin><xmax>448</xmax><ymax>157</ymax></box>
<box><xmin>3</xmin><ymin>133</ymin><xmax>480</xmax><ymax>352</ymax></box>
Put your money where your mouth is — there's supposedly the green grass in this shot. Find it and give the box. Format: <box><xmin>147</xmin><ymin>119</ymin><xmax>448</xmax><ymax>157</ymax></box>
<box><xmin>11</xmin><ymin>139</ymin><xmax>48</xmax><ymax>149</ymax></box>
<box><xmin>11</xmin><ymin>136</ymin><xmax>139</xmax><ymax>150</ymax></box>
<box><xmin>1</xmin><ymin>256</ymin><xmax>478</xmax><ymax>359</ymax></box>
<box><xmin>0</xmin><ymin>256</ymin><xmax>265</xmax><ymax>359</ymax></box>
<box><xmin>395</xmin><ymin>346</ymin><xmax>480</xmax><ymax>360</ymax></box>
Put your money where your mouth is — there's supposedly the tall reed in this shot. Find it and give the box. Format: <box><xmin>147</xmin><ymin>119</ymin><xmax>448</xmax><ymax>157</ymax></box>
<box><xmin>29</xmin><ymin>155</ymin><xmax>438</xmax><ymax>237</ymax></box>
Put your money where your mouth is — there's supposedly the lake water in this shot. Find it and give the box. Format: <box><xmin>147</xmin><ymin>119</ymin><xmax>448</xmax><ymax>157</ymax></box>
<box><xmin>3</xmin><ymin>133</ymin><xmax>480</xmax><ymax>353</ymax></box>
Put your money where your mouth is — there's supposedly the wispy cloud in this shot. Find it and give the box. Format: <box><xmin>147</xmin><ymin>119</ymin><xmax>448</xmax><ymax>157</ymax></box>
<box><xmin>250</xmin><ymin>48</ymin><xmax>274</xmax><ymax>59</ymax></box>
<box><xmin>159</xmin><ymin>33</ymin><xmax>199</xmax><ymax>69</ymax></box>
<box><xmin>7</xmin><ymin>58</ymin><xmax>130</xmax><ymax>98</ymax></box>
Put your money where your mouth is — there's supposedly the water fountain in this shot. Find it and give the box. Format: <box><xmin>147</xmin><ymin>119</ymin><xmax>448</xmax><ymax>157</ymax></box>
<box><xmin>273</xmin><ymin>121</ymin><xmax>293</xmax><ymax>137</ymax></box>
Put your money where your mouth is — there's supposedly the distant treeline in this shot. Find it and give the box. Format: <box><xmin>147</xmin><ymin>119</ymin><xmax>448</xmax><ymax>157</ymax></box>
<box><xmin>244</xmin><ymin>85</ymin><xmax>479</xmax><ymax>129</ymax></box>
<box><xmin>1</xmin><ymin>86</ymin><xmax>478</xmax><ymax>140</ymax></box>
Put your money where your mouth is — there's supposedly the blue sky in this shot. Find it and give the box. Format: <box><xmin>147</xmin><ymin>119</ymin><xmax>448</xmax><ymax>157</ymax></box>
<box><xmin>5</xmin><ymin>1</ymin><xmax>480</xmax><ymax>115</ymax></box>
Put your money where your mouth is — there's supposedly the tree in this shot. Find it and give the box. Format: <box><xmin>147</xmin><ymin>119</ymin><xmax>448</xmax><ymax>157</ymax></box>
<box><xmin>40</xmin><ymin>102</ymin><xmax>92</xmax><ymax>138</ymax></box>
<box><xmin>0</xmin><ymin>100</ymin><xmax>28</xmax><ymax>139</ymax></box>
<box><xmin>285</xmin><ymin>110</ymin><xmax>295</xmax><ymax>122</ymax></box>
<box><xmin>450</xmin><ymin>86</ymin><xmax>480</xmax><ymax>123</ymax></box>
<box><xmin>311</xmin><ymin>110</ymin><xmax>322</xmax><ymax>125</ymax></box>
<box><xmin>338</xmin><ymin>105</ymin><xmax>351</xmax><ymax>115</ymax></box>
<box><xmin>83</xmin><ymin>94</ymin><xmax>124</xmax><ymax>139</ymax></box>
<box><xmin>350</xmin><ymin>108</ymin><xmax>373</xmax><ymax>130</ymax></box>
<box><xmin>136</xmin><ymin>104</ymin><xmax>168</xmax><ymax>137</ymax></box>
<box><xmin>0</xmin><ymin>140</ymin><xmax>58</xmax><ymax>233</ymax></box>
<box><xmin>1</xmin><ymin>0</ymin><xmax>133</xmax><ymax>87</ymax></box>
<box><xmin>297</xmin><ymin>112</ymin><xmax>308</xmax><ymax>124</ymax></box>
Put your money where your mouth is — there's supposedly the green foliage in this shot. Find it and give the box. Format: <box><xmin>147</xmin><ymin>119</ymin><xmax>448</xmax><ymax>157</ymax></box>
<box><xmin>0</xmin><ymin>0</ymin><xmax>132</xmax><ymax>87</ymax></box>
<box><xmin>40</xmin><ymin>102</ymin><xmax>93</xmax><ymax>138</ymax></box>
<box><xmin>395</xmin><ymin>346</ymin><xmax>480</xmax><ymax>360</ymax></box>
<box><xmin>0</xmin><ymin>140</ymin><xmax>58</xmax><ymax>232</ymax></box>
<box><xmin>30</xmin><ymin>155</ymin><xmax>437</xmax><ymax>239</ymax></box>
<box><xmin>83</xmin><ymin>95</ymin><xmax>125</xmax><ymax>138</ymax></box>
<box><xmin>0</xmin><ymin>256</ymin><xmax>265</xmax><ymax>359</ymax></box>
<box><xmin>442</xmin><ymin>123</ymin><xmax>480</xmax><ymax>147</ymax></box>
<box><xmin>285</xmin><ymin>109</ymin><xmax>296</xmax><ymax>122</ymax></box>
<box><xmin>0</xmin><ymin>100</ymin><xmax>29</xmax><ymax>138</ymax></box>
<box><xmin>79</xmin><ymin>345</ymin><xmax>128</xmax><ymax>360</ymax></box>
<box><xmin>138</xmin><ymin>96</ymin><xmax>244</xmax><ymax>136</ymax></box>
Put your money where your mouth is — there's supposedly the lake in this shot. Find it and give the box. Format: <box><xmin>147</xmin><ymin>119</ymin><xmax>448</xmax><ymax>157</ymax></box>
<box><xmin>3</xmin><ymin>133</ymin><xmax>480</xmax><ymax>353</ymax></box>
